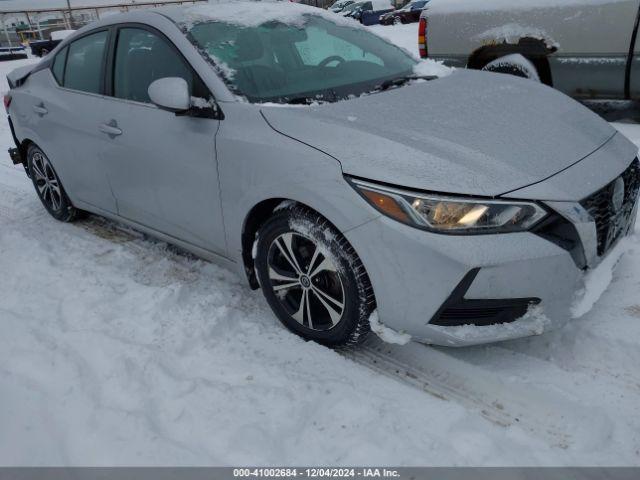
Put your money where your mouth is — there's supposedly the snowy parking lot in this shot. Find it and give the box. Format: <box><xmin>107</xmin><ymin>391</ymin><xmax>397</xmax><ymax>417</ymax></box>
<box><xmin>2</xmin><ymin>23</ymin><xmax>640</xmax><ymax>466</ymax></box>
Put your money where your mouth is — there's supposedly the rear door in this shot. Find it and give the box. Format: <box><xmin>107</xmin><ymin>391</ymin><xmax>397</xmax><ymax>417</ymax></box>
<box><xmin>34</xmin><ymin>29</ymin><xmax>118</xmax><ymax>213</ymax></box>
<box><xmin>98</xmin><ymin>25</ymin><xmax>226</xmax><ymax>254</ymax></box>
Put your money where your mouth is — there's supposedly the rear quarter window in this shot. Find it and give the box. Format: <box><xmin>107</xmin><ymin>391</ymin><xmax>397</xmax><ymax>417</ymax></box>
<box><xmin>63</xmin><ymin>30</ymin><xmax>108</xmax><ymax>94</ymax></box>
<box><xmin>51</xmin><ymin>46</ymin><xmax>68</xmax><ymax>85</ymax></box>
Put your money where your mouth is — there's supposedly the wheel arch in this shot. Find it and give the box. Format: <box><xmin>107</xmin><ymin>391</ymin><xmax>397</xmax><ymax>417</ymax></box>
<box><xmin>17</xmin><ymin>137</ymin><xmax>37</xmax><ymax>173</ymax></box>
<box><xmin>467</xmin><ymin>38</ymin><xmax>555</xmax><ymax>86</ymax></box>
<box><xmin>240</xmin><ymin>196</ymin><xmax>373</xmax><ymax>291</ymax></box>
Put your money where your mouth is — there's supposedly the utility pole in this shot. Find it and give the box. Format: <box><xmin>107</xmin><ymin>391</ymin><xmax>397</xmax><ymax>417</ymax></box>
<box><xmin>66</xmin><ymin>0</ymin><xmax>75</xmax><ymax>29</ymax></box>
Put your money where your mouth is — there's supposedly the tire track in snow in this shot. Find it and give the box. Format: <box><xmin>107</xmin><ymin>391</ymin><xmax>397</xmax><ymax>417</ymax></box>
<box><xmin>344</xmin><ymin>336</ymin><xmax>612</xmax><ymax>450</ymax></box>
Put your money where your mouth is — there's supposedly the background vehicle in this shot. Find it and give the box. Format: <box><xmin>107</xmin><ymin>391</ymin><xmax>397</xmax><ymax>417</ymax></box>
<box><xmin>380</xmin><ymin>0</ymin><xmax>428</xmax><ymax>25</ymax></box>
<box><xmin>30</xmin><ymin>30</ymin><xmax>76</xmax><ymax>57</ymax></box>
<box><xmin>342</xmin><ymin>0</ymin><xmax>395</xmax><ymax>25</ymax></box>
<box><xmin>330</xmin><ymin>0</ymin><xmax>355</xmax><ymax>13</ymax></box>
<box><xmin>421</xmin><ymin>0</ymin><xmax>640</xmax><ymax>101</ymax></box>
<box><xmin>0</xmin><ymin>45</ymin><xmax>27</xmax><ymax>61</ymax></box>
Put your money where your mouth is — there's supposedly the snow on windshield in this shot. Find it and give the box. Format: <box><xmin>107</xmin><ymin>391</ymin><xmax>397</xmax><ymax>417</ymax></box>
<box><xmin>428</xmin><ymin>0</ymin><xmax>631</xmax><ymax>14</ymax></box>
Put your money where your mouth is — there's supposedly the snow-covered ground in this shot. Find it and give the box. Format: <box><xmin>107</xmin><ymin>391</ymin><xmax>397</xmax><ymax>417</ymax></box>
<box><xmin>2</xmin><ymin>25</ymin><xmax>640</xmax><ymax>466</ymax></box>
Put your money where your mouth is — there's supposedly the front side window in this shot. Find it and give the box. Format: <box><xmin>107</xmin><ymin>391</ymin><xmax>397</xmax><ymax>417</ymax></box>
<box><xmin>113</xmin><ymin>27</ymin><xmax>199</xmax><ymax>104</ymax></box>
<box><xmin>187</xmin><ymin>15</ymin><xmax>416</xmax><ymax>103</ymax></box>
<box><xmin>64</xmin><ymin>31</ymin><xmax>108</xmax><ymax>94</ymax></box>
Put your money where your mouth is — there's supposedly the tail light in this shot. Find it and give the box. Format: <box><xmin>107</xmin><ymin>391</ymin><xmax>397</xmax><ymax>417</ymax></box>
<box><xmin>418</xmin><ymin>17</ymin><xmax>428</xmax><ymax>58</ymax></box>
<box><xmin>3</xmin><ymin>94</ymin><xmax>11</xmax><ymax>112</ymax></box>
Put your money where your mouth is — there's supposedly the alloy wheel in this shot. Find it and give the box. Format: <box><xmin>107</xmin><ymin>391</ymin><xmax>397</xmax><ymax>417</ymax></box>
<box><xmin>31</xmin><ymin>151</ymin><xmax>63</xmax><ymax>212</ymax></box>
<box><xmin>267</xmin><ymin>232</ymin><xmax>345</xmax><ymax>331</ymax></box>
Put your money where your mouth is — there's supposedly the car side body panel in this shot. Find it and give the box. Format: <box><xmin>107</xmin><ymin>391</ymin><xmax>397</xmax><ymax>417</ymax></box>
<box><xmin>215</xmin><ymin>102</ymin><xmax>380</xmax><ymax>269</ymax></box>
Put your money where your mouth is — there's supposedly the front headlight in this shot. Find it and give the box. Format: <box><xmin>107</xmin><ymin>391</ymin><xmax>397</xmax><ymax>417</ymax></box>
<box><xmin>350</xmin><ymin>178</ymin><xmax>548</xmax><ymax>234</ymax></box>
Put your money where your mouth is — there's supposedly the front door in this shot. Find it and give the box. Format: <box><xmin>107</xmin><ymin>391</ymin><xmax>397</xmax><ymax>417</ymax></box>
<box><xmin>99</xmin><ymin>26</ymin><xmax>226</xmax><ymax>254</ymax></box>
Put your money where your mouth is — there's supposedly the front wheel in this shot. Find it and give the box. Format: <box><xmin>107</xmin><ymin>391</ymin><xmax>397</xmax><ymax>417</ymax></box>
<box><xmin>255</xmin><ymin>206</ymin><xmax>375</xmax><ymax>347</ymax></box>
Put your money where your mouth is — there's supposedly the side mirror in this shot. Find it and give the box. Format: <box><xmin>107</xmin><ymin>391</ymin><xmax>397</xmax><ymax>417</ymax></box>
<box><xmin>148</xmin><ymin>77</ymin><xmax>191</xmax><ymax>113</ymax></box>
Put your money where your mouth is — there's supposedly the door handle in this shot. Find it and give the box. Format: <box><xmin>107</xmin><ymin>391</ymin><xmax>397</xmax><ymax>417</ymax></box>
<box><xmin>99</xmin><ymin>120</ymin><xmax>122</xmax><ymax>138</ymax></box>
<box><xmin>32</xmin><ymin>104</ymin><xmax>48</xmax><ymax>116</ymax></box>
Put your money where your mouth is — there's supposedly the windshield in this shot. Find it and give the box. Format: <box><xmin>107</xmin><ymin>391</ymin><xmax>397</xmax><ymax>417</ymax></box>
<box><xmin>188</xmin><ymin>15</ymin><xmax>417</xmax><ymax>104</ymax></box>
<box><xmin>331</xmin><ymin>0</ymin><xmax>353</xmax><ymax>9</ymax></box>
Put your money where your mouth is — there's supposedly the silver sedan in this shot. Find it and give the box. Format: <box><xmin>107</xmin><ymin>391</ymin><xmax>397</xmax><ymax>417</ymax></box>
<box><xmin>5</xmin><ymin>2</ymin><xmax>639</xmax><ymax>347</ymax></box>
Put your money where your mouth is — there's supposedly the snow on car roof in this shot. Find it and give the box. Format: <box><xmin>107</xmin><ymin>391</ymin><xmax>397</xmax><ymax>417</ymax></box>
<box><xmin>427</xmin><ymin>0</ymin><xmax>630</xmax><ymax>14</ymax></box>
<box><xmin>161</xmin><ymin>0</ymin><xmax>359</xmax><ymax>28</ymax></box>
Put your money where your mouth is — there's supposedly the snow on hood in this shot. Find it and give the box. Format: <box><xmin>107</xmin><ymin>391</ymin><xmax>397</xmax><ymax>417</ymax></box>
<box><xmin>261</xmin><ymin>69</ymin><xmax>616</xmax><ymax>198</ymax></box>
<box><xmin>427</xmin><ymin>0</ymin><xmax>631</xmax><ymax>14</ymax></box>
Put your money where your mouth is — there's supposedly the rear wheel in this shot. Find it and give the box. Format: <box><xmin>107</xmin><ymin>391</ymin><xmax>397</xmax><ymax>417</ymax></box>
<box><xmin>27</xmin><ymin>144</ymin><xmax>83</xmax><ymax>222</ymax></box>
<box><xmin>255</xmin><ymin>206</ymin><xmax>375</xmax><ymax>347</ymax></box>
<box><xmin>482</xmin><ymin>54</ymin><xmax>540</xmax><ymax>82</ymax></box>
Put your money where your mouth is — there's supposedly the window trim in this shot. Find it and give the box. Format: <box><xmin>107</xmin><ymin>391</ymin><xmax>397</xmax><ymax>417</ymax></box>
<box><xmin>50</xmin><ymin>45</ymin><xmax>68</xmax><ymax>86</ymax></box>
<box><xmin>105</xmin><ymin>22</ymin><xmax>213</xmax><ymax>107</ymax></box>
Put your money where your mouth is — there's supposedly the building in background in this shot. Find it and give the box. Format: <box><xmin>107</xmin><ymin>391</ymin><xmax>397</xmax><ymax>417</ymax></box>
<box><xmin>0</xmin><ymin>0</ymin><xmax>205</xmax><ymax>48</ymax></box>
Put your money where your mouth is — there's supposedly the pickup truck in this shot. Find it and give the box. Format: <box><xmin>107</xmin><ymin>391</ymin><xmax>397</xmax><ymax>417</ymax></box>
<box><xmin>420</xmin><ymin>0</ymin><xmax>640</xmax><ymax>101</ymax></box>
<box><xmin>29</xmin><ymin>29</ymin><xmax>75</xmax><ymax>57</ymax></box>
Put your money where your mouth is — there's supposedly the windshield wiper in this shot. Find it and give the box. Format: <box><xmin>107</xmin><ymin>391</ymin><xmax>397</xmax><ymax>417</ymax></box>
<box><xmin>286</xmin><ymin>96</ymin><xmax>318</xmax><ymax>105</ymax></box>
<box><xmin>284</xmin><ymin>90</ymin><xmax>338</xmax><ymax>105</ymax></box>
<box><xmin>376</xmin><ymin>74</ymin><xmax>438</xmax><ymax>92</ymax></box>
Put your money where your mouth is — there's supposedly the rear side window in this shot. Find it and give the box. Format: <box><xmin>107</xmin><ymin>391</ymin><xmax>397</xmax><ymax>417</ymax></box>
<box><xmin>51</xmin><ymin>46</ymin><xmax>67</xmax><ymax>85</ymax></box>
<box><xmin>64</xmin><ymin>30</ymin><xmax>108</xmax><ymax>94</ymax></box>
<box><xmin>113</xmin><ymin>27</ymin><xmax>201</xmax><ymax>104</ymax></box>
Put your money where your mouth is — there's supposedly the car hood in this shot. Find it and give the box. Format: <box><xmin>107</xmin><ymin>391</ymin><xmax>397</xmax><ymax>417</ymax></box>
<box><xmin>261</xmin><ymin>70</ymin><xmax>616</xmax><ymax>197</ymax></box>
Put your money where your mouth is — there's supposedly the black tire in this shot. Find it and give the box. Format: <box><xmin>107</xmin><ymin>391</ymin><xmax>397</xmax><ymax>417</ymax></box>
<box><xmin>27</xmin><ymin>144</ymin><xmax>83</xmax><ymax>222</ymax></box>
<box><xmin>255</xmin><ymin>206</ymin><xmax>375</xmax><ymax>347</ymax></box>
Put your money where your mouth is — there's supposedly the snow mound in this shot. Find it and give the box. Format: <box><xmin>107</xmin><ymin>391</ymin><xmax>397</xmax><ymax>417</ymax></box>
<box><xmin>571</xmin><ymin>238</ymin><xmax>631</xmax><ymax>318</ymax></box>
<box><xmin>428</xmin><ymin>305</ymin><xmax>551</xmax><ymax>345</ymax></box>
<box><xmin>369</xmin><ymin>310</ymin><xmax>411</xmax><ymax>345</ymax></box>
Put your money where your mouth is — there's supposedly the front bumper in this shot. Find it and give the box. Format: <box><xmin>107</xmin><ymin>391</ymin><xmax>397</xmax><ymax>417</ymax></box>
<box><xmin>344</xmin><ymin>170</ymin><xmax>638</xmax><ymax>347</ymax></box>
